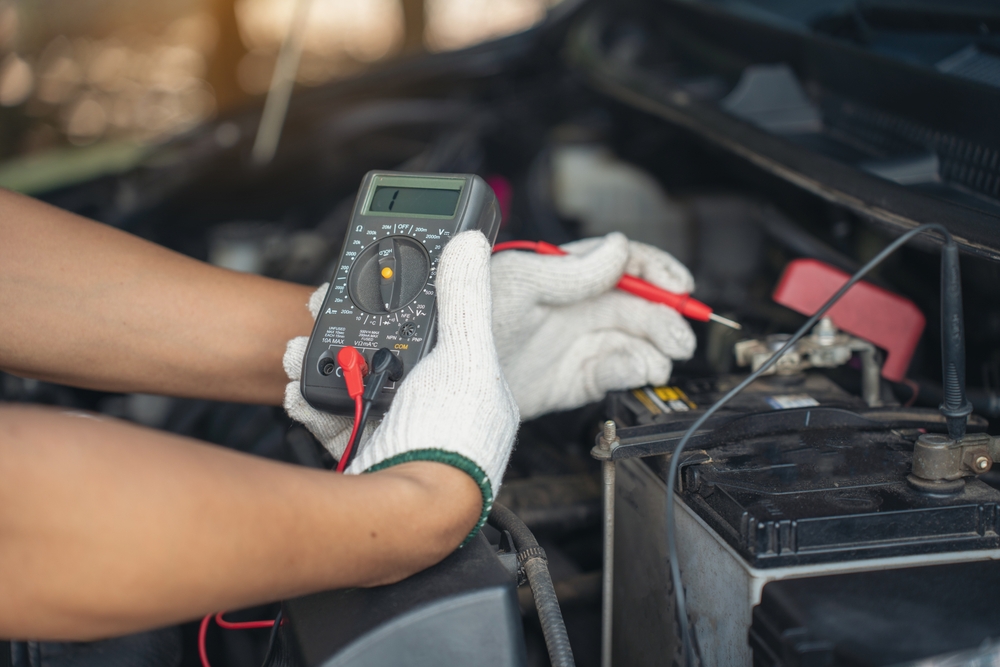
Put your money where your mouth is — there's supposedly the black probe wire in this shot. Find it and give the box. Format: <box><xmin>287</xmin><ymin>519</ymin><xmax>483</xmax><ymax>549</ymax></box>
<box><xmin>260</xmin><ymin>608</ymin><xmax>283</xmax><ymax>667</ymax></box>
<box><xmin>340</xmin><ymin>348</ymin><xmax>404</xmax><ymax>471</ymax></box>
<box><xmin>665</xmin><ymin>223</ymin><xmax>953</xmax><ymax>666</ymax></box>
<box><xmin>342</xmin><ymin>400</ymin><xmax>373</xmax><ymax>470</ymax></box>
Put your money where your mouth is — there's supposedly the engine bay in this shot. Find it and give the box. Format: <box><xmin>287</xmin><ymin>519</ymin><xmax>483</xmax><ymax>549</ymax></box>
<box><xmin>4</xmin><ymin>1</ymin><xmax>1000</xmax><ymax>665</ymax></box>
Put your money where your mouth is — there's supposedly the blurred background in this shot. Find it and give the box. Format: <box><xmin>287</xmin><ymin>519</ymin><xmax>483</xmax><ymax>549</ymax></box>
<box><xmin>0</xmin><ymin>0</ymin><xmax>563</xmax><ymax>169</ymax></box>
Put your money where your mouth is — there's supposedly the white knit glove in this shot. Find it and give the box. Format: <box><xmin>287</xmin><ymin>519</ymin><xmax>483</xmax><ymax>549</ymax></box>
<box><xmin>284</xmin><ymin>231</ymin><xmax>696</xmax><ymax>450</ymax></box>
<box><xmin>491</xmin><ymin>232</ymin><xmax>696</xmax><ymax>420</ymax></box>
<box><xmin>348</xmin><ymin>231</ymin><xmax>518</xmax><ymax>517</ymax></box>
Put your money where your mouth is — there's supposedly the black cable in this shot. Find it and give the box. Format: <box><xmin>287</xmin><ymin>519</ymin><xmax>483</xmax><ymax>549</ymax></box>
<box><xmin>938</xmin><ymin>241</ymin><xmax>973</xmax><ymax>438</ymax></box>
<box><xmin>342</xmin><ymin>400</ymin><xmax>373</xmax><ymax>470</ymax></box>
<box><xmin>260</xmin><ymin>608</ymin><xmax>283</xmax><ymax>667</ymax></box>
<box><xmin>665</xmin><ymin>223</ymin><xmax>955</xmax><ymax>667</ymax></box>
<box><xmin>488</xmin><ymin>504</ymin><xmax>576</xmax><ymax>667</ymax></box>
<box><xmin>891</xmin><ymin>380</ymin><xmax>1000</xmax><ymax>419</ymax></box>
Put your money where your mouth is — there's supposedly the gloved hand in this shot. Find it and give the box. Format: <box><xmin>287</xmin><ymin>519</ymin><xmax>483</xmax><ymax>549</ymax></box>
<box><xmin>285</xmin><ymin>232</ymin><xmax>519</xmax><ymax>529</ymax></box>
<box><xmin>491</xmin><ymin>232</ymin><xmax>696</xmax><ymax>419</ymax></box>
<box><xmin>348</xmin><ymin>231</ymin><xmax>519</xmax><ymax>529</ymax></box>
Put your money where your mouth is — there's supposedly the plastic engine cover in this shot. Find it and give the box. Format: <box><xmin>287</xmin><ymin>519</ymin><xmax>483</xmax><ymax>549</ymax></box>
<box><xmin>284</xmin><ymin>532</ymin><xmax>526</xmax><ymax>667</ymax></box>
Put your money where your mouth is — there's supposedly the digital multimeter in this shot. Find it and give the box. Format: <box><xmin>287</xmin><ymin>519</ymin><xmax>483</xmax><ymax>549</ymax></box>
<box><xmin>301</xmin><ymin>171</ymin><xmax>501</xmax><ymax>416</ymax></box>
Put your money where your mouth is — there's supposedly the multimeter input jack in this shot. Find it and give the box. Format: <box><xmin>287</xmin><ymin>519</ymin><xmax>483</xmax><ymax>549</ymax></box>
<box><xmin>317</xmin><ymin>352</ymin><xmax>337</xmax><ymax>376</ymax></box>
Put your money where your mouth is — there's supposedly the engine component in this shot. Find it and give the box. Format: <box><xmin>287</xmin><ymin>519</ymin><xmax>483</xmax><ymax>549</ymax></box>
<box><xmin>283</xmin><ymin>531</ymin><xmax>526</xmax><ymax>667</ymax></box>
<box><xmin>657</xmin><ymin>224</ymin><xmax>967</xmax><ymax>667</ymax></box>
<box><xmin>735</xmin><ymin>317</ymin><xmax>883</xmax><ymax>406</ymax></box>
<box><xmin>549</xmin><ymin>143</ymin><xmax>693</xmax><ymax>265</ymax></box>
<box><xmin>772</xmin><ymin>259</ymin><xmax>925</xmax><ymax>382</ymax></box>
<box><xmin>301</xmin><ymin>171</ymin><xmax>501</xmax><ymax>417</ymax></box>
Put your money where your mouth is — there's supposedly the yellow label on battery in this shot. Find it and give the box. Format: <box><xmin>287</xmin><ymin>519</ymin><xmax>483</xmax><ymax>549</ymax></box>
<box><xmin>631</xmin><ymin>389</ymin><xmax>662</xmax><ymax>415</ymax></box>
<box><xmin>652</xmin><ymin>386</ymin><xmax>697</xmax><ymax>411</ymax></box>
<box><xmin>630</xmin><ymin>386</ymin><xmax>697</xmax><ymax>415</ymax></box>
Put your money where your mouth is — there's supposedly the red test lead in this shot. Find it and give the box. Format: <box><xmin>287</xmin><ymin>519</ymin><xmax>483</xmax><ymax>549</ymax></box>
<box><xmin>336</xmin><ymin>346</ymin><xmax>369</xmax><ymax>473</ymax></box>
<box><xmin>337</xmin><ymin>346</ymin><xmax>368</xmax><ymax>399</ymax></box>
<box><xmin>493</xmin><ymin>240</ymin><xmax>741</xmax><ymax>330</ymax></box>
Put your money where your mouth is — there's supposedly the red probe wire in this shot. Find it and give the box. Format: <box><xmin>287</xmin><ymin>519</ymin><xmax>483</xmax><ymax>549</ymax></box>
<box><xmin>215</xmin><ymin>612</ymin><xmax>278</xmax><ymax>630</ymax></box>
<box><xmin>492</xmin><ymin>240</ymin><xmax>741</xmax><ymax>330</ymax></box>
<box><xmin>337</xmin><ymin>395</ymin><xmax>364</xmax><ymax>473</ymax></box>
<box><xmin>199</xmin><ymin>612</ymin><xmax>282</xmax><ymax>667</ymax></box>
<box><xmin>334</xmin><ymin>345</ymin><xmax>369</xmax><ymax>473</ymax></box>
<box><xmin>198</xmin><ymin>614</ymin><xmax>212</xmax><ymax>667</ymax></box>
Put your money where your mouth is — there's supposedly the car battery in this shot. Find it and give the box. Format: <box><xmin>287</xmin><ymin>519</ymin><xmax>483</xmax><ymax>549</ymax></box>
<box><xmin>604</xmin><ymin>373</ymin><xmax>996</xmax><ymax>667</ymax></box>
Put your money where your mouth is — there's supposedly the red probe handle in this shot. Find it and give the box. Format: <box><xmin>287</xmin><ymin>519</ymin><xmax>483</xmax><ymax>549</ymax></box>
<box><xmin>616</xmin><ymin>274</ymin><xmax>711</xmax><ymax>322</ymax></box>
<box><xmin>493</xmin><ymin>240</ymin><xmax>714</xmax><ymax>323</ymax></box>
<box><xmin>336</xmin><ymin>346</ymin><xmax>369</xmax><ymax>399</ymax></box>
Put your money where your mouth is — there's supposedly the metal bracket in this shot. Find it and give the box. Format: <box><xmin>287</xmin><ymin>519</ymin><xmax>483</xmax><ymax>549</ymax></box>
<box><xmin>592</xmin><ymin>421</ymin><xmax>619</xmax><ymax>667</ymax></box>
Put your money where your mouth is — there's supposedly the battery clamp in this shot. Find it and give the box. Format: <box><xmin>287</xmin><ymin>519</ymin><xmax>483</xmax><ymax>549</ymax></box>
<box><xmin>301</xmin><ymin>171</ymin><xmax>501</xmax><ymax>417</ymax></box>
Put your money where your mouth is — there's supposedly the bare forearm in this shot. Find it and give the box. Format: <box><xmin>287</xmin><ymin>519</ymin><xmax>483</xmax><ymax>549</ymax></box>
<box><xmin>0</xmin><ymin>406</ymin><xmax>480</xmax><ymax>640</ymax></box>
<box><xmin>0</xmin><ymin>189</ymin><xmax>314</xmax><ymax>404</ymax></box>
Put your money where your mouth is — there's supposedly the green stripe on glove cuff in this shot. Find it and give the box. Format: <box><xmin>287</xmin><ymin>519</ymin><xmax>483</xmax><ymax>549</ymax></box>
<box><xmin>365</xmin><ymin>449</ymin><xmax>494</xmax><ymax>547</ymax></box>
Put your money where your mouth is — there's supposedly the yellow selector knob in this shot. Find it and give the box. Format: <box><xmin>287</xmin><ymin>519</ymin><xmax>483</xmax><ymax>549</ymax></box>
<box><xmin>381</xmin><ymin>266</ymin><xmax>394</xmax><ymax>279</ymax></box>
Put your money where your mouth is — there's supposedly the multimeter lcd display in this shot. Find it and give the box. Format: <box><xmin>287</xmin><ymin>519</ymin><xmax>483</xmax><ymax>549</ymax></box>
<box><xmin>368</xmin><ymin>186</ymin><xmax>460</xmax><ymax>216</ymax></box>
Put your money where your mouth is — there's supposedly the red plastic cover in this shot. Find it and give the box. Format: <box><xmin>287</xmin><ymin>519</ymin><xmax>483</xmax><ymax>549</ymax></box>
<box><xmin>772</xmin><ymin>258</ymin><xmax>925</xmax><ymax>382</ymax></box>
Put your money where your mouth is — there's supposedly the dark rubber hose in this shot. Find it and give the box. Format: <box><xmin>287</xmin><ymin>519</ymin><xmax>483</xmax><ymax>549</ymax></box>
<box><xmin>489</xmin><ymin>503</ymin><xmax>576</xmax><ymax>667</ymax></box>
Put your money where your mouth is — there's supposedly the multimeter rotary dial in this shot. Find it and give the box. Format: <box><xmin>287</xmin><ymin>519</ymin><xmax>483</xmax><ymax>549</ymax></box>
<box><xmin>347</xmin><ymin>235</ymin><xmax>430</xmax><ymax>314</ymax></box>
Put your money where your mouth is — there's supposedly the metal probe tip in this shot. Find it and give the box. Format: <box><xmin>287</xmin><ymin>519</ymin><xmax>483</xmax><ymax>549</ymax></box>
<box><xmin>709</xmin><ymin>313</ymin><xmax>742</xmax><ymax>330</ymax></box>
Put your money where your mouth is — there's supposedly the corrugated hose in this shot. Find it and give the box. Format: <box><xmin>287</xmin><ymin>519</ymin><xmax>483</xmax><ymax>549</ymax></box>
<box><xmin>488</xmin><ymin>503</ymin><xmax>576</xmax><ymax>667</ymax></box>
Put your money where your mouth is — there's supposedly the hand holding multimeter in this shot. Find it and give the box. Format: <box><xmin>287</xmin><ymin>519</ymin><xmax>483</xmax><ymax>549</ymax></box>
<box><xmin>290</xmin><ymin>229</ymin><xmax>520</xmax><ymax>517</ymax></box>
